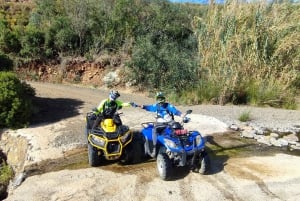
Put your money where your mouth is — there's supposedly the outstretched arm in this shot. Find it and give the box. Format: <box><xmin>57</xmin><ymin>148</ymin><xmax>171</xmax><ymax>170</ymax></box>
<box><xmin>140</xmin><ymin>104</ymin><xmax>158</xmax><ymax>112</ymax></box>
<box><xmin>167</xmin><ymin>104</ymin><xmax>182</xmax><ymax>117</ymax></box>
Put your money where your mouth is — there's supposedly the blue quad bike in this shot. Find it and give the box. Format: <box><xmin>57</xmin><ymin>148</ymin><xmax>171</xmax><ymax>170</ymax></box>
<box><xmin>140</xmin><ymin>109</ymin><xmax>210</xmax><ymax>180</ymax></box>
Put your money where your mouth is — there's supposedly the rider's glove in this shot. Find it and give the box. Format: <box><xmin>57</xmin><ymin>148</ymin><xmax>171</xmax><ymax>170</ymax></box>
<box><xmin>130</xmin><ymin>102</ymin><xmax>138</xmax><ymax>107</ymax></box>
<box><xmin>183</xmin><ymin>116</ymin><xmax>190</xmax><ymax>123</ymax></box>
<box><xmin>92</xmin><ymin>113</ymin><xmax>97</xmax><ymax>120</ymax></box>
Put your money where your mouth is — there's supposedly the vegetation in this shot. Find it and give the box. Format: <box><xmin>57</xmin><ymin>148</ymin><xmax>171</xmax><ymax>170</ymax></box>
<box><xmin>0</xmin><ymin>0</ymin><xmax>299</xmax><ymax>109</ymax></box>
<box><xmin>238</xmin><ymin>110</ymin><xmax>251</xmax><ymax>122</ymax></box>
<box><xmin>0</xmin><ymin>72</ymin><xmax>35</xmax><ymax>129</ymax></box>
<box><xmin>193</xmin><ymin>1</ymin><xmax>299</xmax><ymax>108</ymax></box>
<box><xmin>0</xmin><ymin>53</ymin><xmax>13</xmax><ymax>71</ymax></box>
<box><xmin>0</xmin><ymin>158</ymin><xmax>14</xmax><ymax>200</ymax></box>
<box><xmin>0</xmin><ymin>0</ymin><xmax>298</xmax><ymax>197</ymax></box>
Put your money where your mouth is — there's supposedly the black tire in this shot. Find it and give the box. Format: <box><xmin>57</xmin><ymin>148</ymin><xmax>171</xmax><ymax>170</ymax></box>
<box><xmin>88</xmin><ymin>143</ymin><xmax>100</xmax><ymax>167</ymax></box>
<box><xmin>120</xmin><ymin>131</ymin><xmax>145</xmax><ymax>164</ymax></box>
<box><xmin>85</xmin><ymin>116</ymin><xmax>93</xmax><ymax>144</ymax></box>
<box><xmin>157</xmin><ymin>152</ymin><xmax>172</xmax><ymax>180</ymax></box>
<box><xmin>84</xmin><ymin>125</ymin><xmax>89</xmax><ymax>144</ymax></box>
<box><xmin>131</xmin><ymin>132</ymin><xmax>145</xmax><ymax>163</ymax></box>
<box><xmin>86</xmin><ymin>114</ymin><xmax>95</xmax><ymax>129</ymax></box>
<box><xmin>199</xmin><ymin>152</ymin><xmax>210</xmax><ymax>174</ymax></box>
<box><xmin>120</xmin><ymin>144</ymin><xmax>134</xmax><ymax>164</ymax></box>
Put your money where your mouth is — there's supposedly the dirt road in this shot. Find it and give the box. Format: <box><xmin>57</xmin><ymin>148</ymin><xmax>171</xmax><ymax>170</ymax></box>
<box><xmin>2</xmin><ymin>82</ymin><xmax>300</xmax><ymax>201</ymax></box>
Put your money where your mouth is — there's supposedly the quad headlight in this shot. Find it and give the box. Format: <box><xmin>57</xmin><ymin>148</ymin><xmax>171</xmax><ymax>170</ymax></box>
<box><xmin>120</xmin><ymin>132</ymin><xmax>131</xmax><ymax>144</ymax></box>
<box><xmin>90</xmin><ymin>135</ymin><xmax>106</xmax><ymax>147</ymax></box>
<box><xmin>164</xmin><ymin>138</ymin><xmax>178</xmax><ymax>149</ymax></box>
<box><xmin>195</xmin><ymin>135</ymin><xmax>202</xmax><ymax>146</ymax></box>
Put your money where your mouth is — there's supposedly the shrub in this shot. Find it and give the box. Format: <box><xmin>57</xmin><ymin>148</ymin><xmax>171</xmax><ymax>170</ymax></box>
<box><xmin>0</xmin><ymin>53</ymin><xmax>13</xmax><ymax>71</ymax></box>
<box><xmin>0</xmin><ymin>72</ymin><xmax>35</xmax><ymax>129</ymax></box>
<box><xmin>127</xmin><ymin>35</ymin><xmax>199</xmax><ymax>93</ymax></box>
<box><xmin>238</xmin><ymin>110</ymin><xmax>251</xmax><ymax>122</ymax></box>
<box><xmin>0</xmin><ymin>159</ymin><xmax>14</xmax><ymax>200</ymax></box>
<box><xmin>20</xmin><ymin>25</ymin><xmax>45</xmax><ymax>58</ymax></box>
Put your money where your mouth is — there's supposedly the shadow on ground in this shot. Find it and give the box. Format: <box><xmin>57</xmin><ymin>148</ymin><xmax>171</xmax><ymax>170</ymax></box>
<box><xmin>30</xmin><ymin>96</ymin><xmax>84</xmax><ymax>125</ymax></box>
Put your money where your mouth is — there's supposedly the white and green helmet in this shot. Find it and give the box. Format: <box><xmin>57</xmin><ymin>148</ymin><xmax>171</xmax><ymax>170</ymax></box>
<box><xmin>156</xmin><ymin>92</ymin><xmax>166</xmax><ymax>103</ymax></box>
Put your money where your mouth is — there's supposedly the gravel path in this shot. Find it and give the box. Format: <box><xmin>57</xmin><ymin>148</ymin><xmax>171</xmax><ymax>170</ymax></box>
<box><xmin>29</xmin><ymin>81</ymin><xmax>300</xmax><ymax>132</ymax></box>
<box><xmin>186</xmin><ymin>104</ymin><xmax>300</xmax><ymax>131</ymax></box>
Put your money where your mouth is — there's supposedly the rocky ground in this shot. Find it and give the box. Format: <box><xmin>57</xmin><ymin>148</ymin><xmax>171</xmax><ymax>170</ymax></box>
<box><xmin>0</xmin><ymin>81</ymin><xmax>300</xmax><ymax>201</ymax></box>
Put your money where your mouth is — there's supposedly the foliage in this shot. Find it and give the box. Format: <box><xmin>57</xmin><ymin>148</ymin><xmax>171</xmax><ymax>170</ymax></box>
<box><xmin>0</xmin><ymin>1</ymin><xmax>31</xmax><ymax>55</ymax></box>
<box><xmin>127</xmin><ymin>0</ymin><xmax>199</xmax><ymax>93</ymax></box>
<box><xmin>0</xmin><ymin>0</ymin><xmax>299</xmax><ymax>109</ymax></box>
<box><xmin>0</xmin><ymin>158</ymin><xmax>14</xmax><ymax>199</ymax></box>
<box><xmin>192</xmin><ymin>1</ymin><xmax>299</xmax><ymax>107</ymax></box>
<box><xmin>0</xmin><ymin>160</ymin><xmax>13</xmax><ymax>185</ymax></box>
<box><xmin>0</xmin><ymin>72</ymin><xmax>35</xmax><ymax>129</ymax></box>
<box><xmin>0</xmin><ymin>18</ymin><xmax>21</xmax><ymax>54</ymax></box>
<box><xmin>128</xmin><ymin>34</ymin><xmax>199</xmax><ymax>92</ymax></box>
<box><xmin>238</xmin><ymin>110</ymin><xmax>251</xmax><ymax>122</ymax></box>
<box><xmin>0</xmin><ymin>53</ymin><xmax>13</xmax><ymax>71</ymax></box>
<box><xmin>20</xmin><ymin>25</ymin><xmax>45</xmax><ymax>58</ymax></box>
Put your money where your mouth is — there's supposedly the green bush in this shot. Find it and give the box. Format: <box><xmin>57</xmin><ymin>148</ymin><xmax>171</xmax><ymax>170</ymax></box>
<box><xmin>0</xmin><ymin>53</ymin><xmax>13</xmax><ymax>71</ymax></box>
<box><xmin>127</xmin><ymin>35</ymin><xmax>199</xmax><ymax>93</ymax></box>
<box><xmin>1</xmin><ymin>31</ymin><xmax>21</xmax><ymax>54</ymax></box>
<box><xmin>0</xmin><ymin>72</ymin><xmax>35</xmax><ymax>129</ymax></box>
<box><xmin>0</xmin><ymin>159</ymin><xmax>14</xmax><ymax>186</ymax></box>
<box><xmin>238</xmin><ymin>110</ymin><xmax>251</xmax><ymax>122</ymax></box>
<box><xmin>0</xmin><ymin>158</ymin><xmax>14</xmax><ymax>199</ymax></box>
<box><xmin>20</xmin><ymin>25</ymin><xmax>45</xmax><ymax>58</ymax></box>
<box><xmin>126</xmin><ymin>1</ymin><xmax>198</xmax><ymax>93</ymax></box>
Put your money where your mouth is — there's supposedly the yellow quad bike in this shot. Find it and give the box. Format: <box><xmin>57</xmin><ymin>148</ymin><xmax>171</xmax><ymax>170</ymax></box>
<box><xmin>85</xmin><ymin>112</ymin><xmax>143</xmax><ymax>167</ymax></box>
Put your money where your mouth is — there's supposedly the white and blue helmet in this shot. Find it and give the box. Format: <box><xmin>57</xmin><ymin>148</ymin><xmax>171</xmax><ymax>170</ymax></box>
<box><xmin>109</xmin><ymin>90</ymin><xmax>120</xmax><ymax>101</ymax></box>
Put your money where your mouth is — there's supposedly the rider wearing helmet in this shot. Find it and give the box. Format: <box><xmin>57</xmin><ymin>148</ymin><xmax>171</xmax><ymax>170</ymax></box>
<box><xmin>140</xmin><ymin>92</ymin><xmax>184</xmax><ymax>121</ymax></box>
<box><xmin>92</xmin><ymin>90</ymin><xmax>134</xmax><ymax>128</ymax></box>
<box><xmin>138</xmin><ymin>92</ymin><xmax>185</xmax><ymax>157</ymax></box>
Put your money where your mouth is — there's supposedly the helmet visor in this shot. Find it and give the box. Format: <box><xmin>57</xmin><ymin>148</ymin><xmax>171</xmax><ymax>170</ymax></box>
<box><xmin>156</xmin><ymin>96</ymin><xmax>165</xmax><ymax>103</ymax></box>
<box><xmin>109</xmin><ymin>91</ymin><xmax>120</xmax><ymax>100</ymax></box>
<box><xmin>109</xmin><ymin>95</ymin><xmax>116</xmax><ymax>101</ymax></box>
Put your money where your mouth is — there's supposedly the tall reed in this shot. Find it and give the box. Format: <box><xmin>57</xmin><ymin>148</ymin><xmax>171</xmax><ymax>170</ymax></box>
<box><xmin>192</xmin><ymin>1</ymin><xmax>299</xmax><ymax>108</ymax></box>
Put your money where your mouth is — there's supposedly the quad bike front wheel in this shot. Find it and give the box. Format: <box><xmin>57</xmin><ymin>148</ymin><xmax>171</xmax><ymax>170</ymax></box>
<box><xmin>198</xmin><ymin>152</ymin><xmax>210</xmax><ymax>174</ymax></box>
<box><xmin>157</xmin><ymin>152</ymin><xmax>172</xmax><ymax>180</ymax></box>
<box><xmin>120</xmin><ymin>143</ymin><xmax>134</xmax><ymax>164</ymax></box>
<box><xmin>84</xmin><ymin>125</ymin><xmax>89</xmax><ymax>144</ymax></box>
<box><xmin>88</xmin><ymin>143</ymin><xmax>100</xmax><ymax>167</ymax></box>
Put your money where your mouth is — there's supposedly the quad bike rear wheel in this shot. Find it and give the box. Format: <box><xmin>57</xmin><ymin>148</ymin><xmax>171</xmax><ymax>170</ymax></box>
<box><xmin>131</xmin><ymin>132</ymin><xmax>145</xmax><ymax>163</ymax></box>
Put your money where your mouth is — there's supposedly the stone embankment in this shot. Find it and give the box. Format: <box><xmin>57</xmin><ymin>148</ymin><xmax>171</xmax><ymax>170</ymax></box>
<box><xmin>230</xmin><ymin>122</ymin><xmax>300</xmax><ymax>150</ymax></box>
